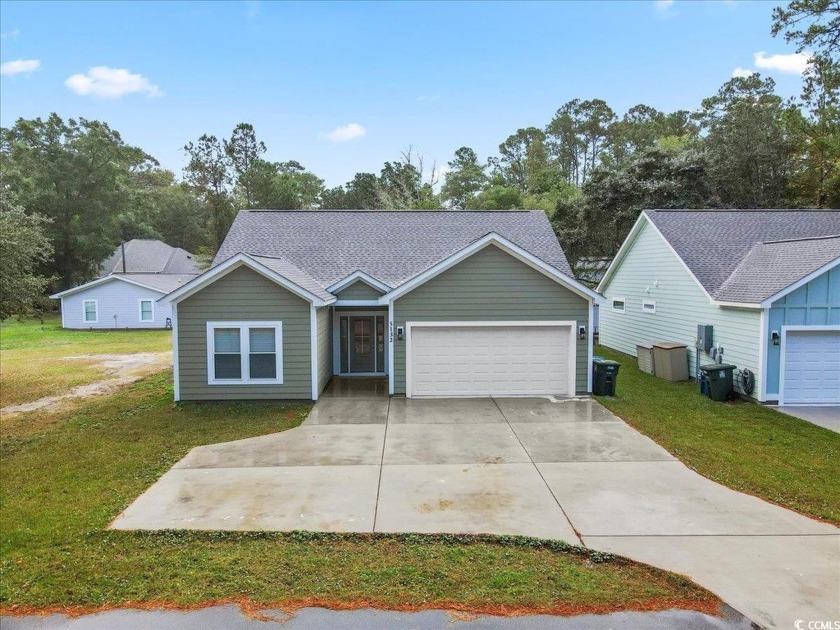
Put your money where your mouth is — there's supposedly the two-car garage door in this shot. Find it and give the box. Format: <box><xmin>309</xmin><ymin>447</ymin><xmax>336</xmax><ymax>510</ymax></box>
<box><xmin>407</xmin><ymin>323</ymin><xmax>575</xmax><ymax>397</ymax></box>
<box><xmin>782</xmin><ymin>329</ymin><xmax>840</xmax><ymax>405</ymax></box>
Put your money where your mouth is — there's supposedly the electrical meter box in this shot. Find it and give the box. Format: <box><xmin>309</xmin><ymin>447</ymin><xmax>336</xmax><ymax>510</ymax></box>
<box><xmin>697</xmin><ymin>324</ymin><xmax>713</xmax><ymax>353</ymax></box>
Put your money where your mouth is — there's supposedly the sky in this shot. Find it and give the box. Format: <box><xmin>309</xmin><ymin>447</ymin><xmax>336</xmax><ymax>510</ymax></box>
<box><xmin>0</xmin><ymin>0</ymin><xmax>810</xmax><ymax>188</ymax></box>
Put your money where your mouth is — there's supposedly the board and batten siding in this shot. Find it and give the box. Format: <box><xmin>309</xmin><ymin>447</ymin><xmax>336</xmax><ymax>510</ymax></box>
<box><xmin>599</xmin><ymin>220</ymin><xmax>762</xmax><ymax>394</ymax></box>
<box><xmin>392</xmin><ymin>244</ymin><xmax>590</xmax><ymax>395</ymax></box>
<box><xmin>177</xmin><ymin>265</ymin><xmax>312</xmax><ymax>400</ymax></box>
<box><xmin>61</xmin><ymin>279</ymin><xmax>171</xmax><ymax>329</ymax></box>
<box><xmin>316</xmin><ymin>306</ymin><xmax>332</xmax><ymax>393</ymax></box>
<box><xmin>335</xmin><ymin>281</ymin><xmax>384</xmax><ymax>300</ymax></box>
<box><xmin>766</xmin><ymin>264</ymin><xmax>840</xmax><ymax>398</ymax></box>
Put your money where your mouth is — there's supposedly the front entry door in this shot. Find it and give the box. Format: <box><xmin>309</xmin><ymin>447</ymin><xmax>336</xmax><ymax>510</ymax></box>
<box><xmin>350</xmin><ymin>316</ymin><xmax>375</xmax><ymax>372</ymax></box>
<box><xmin>340</xmin><ymin>314</ymin><xmax>386</xmax><ymax>374</ymax></box>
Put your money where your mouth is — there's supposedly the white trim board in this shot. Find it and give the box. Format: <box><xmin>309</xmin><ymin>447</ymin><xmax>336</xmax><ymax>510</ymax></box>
<box><xmin>404</xmin><ymin>321</ymin><xmax>577</xmax><ymax>398</ymax></box>
<box><xmin>379</xmin><ymin>233</ymin><xmax>602</xmax><ymax>305</ymax></box>
<box><xmin>165</xmin><ymin>254</ymin><xmax>335</xmax><ymax>307</ymax></box>
<box><xmin>327</xmin><ymin>271</ymin><xmax>390</xmax><ymax>294</ymax></box>
<box><xmin>172</xmin><ymin>302</ymin><xmax>181</xmax><ymax>401</ymax></box>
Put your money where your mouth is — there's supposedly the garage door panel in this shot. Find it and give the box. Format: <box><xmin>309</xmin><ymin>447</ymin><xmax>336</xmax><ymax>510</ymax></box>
<box><xmin>409</xmin><ymin>324</ymin><xmax>572</xmax><ymax>397</ymax></box>
<box><xmin>783</xmin><ymin>330</ymin><xmax>840</xmax><ymax>404</ymax></box>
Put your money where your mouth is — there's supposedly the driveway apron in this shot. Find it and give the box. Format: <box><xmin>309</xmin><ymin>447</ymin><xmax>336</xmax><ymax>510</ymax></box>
<box><xmin>112</xmin><ymin>387</ymin><xmax>839</xmax><ymax>629</ymax></box>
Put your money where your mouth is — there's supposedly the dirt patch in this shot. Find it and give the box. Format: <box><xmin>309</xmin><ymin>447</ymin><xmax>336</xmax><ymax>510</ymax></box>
<box><xmin>0</xmin><ymin>352</ymin><xmax>171</xmax><ymax>415</ymax></box>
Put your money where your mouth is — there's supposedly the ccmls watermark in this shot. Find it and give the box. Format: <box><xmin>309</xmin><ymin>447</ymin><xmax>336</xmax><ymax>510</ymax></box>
<box><xmin>794</xmin><ymin>621</ymin><xmax>840</xmax><ymax>630</ymax></box>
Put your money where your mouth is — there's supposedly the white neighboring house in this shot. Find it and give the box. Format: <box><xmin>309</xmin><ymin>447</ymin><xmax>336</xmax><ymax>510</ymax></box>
<box><xmin>598</xmin><ymin>209</ymin><xmax>840</xmax><ymax>406</ymax></box>
<box><xmin>51</xmin><ymin>239</ymin><xmax>201</xmax><ymax>330</ymax></box>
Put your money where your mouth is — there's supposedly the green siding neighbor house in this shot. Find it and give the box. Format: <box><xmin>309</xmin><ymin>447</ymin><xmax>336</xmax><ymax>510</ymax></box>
<box><xmin>164</xmin><ymin>210</ymin><xmax>601</xmax><ymax>402</ymax></box>
<box><xmin>598</xmin><ymin>210</ymin><xmax>840</xmax><ymax>405</ymax></box>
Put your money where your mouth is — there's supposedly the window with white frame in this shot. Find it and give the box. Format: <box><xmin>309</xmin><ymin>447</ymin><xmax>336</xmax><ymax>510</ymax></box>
<box><xmin>83</xmin><ymin>300</ymin><xmax>98</xmax><ymax>323</ymax></box>
<box><xmin>206</xmin><ymin>322</ymin><xmax>283</xmax><ymax>384</ymax></box>
<box><xmin>139</xmin><ymin>299</ymin><xmax>154</xmax><ymax>322</ymax></box>
<box><xmin>642</xmin><ymin>300</ymin><xmax>656</xmax><ymax>314</ymax></box>
<box><xmin>611</xmin><ymin>297</ymin><xmax>626</xmax><ymax>313</ymax></box>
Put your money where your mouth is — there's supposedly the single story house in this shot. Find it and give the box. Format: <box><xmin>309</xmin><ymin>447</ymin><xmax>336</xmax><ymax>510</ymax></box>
<box><xmin>598</xmin><ymin>209</ymin><xmax>840</xmax><ymax>405</ymax></box>
<box><xmin>163</xmin><ymin>210</ymin><xmax>601</xmax><ymax>402</ymax></box>
<box><xmin>51</xmin><ymin>239</ymin><xmax>201</xmax><ymax>329</ymax></box>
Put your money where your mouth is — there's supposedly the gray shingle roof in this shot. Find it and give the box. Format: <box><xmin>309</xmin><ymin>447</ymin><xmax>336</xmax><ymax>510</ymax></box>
<box><xmin>117</xmin><ymin>273</ymin><xmax>201</xmax><ymax>294</ymax></box>
<box><xmin>100</xmin><ymin>239</ymin><xmax>201</xmax><ymax>276</ymax></box>
<box><xmin>213</xmin><ymin>210</ymin><xmax>573</xmax><ymax>289</ymax></box>
<box><xmin>715</xmin><ymin>236</ymin><xmax>840</xmax><ymax>303</ymax></box>
<box><xmin>250</xmin><ymin>255</ymin><xmax>334</xmax><ymax>302</ymax></box>
<box><xmin>645</xmin><ymin>209</ymin><xmax>840</xmax><ymax>302</ymax></box>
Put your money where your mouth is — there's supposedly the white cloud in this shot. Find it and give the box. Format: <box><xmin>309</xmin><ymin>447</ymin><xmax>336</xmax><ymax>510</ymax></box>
<box><xmin>1</xmin><ymin>27</ymin><xmax>20</xmax><ymax>39</ymax></box>
<box><xmin>245</xmin><ymin>0</ymin><xmax>260</xmax><ymax>19</ymax></box>
<box><xmin>731</xmin><ymin>67</ymin><xmax>756</xmax><ymax>78</ymax></box>
<box><xmin>323</xmin><ymin>123</ymin><xmax>366</xmax><ymax>142</ymax></box>
<box><xmin>0</xmin><ymin>58</ymin><xmax>41</xmax><ymax>76</ymax></box>
<box><xmin>65</xmin><ymin>66</ymin><xmax>162</xmax><ymax>99</ymax></box>
<box><xmin>753</xmin><ymin>51</ymin><xmax>812</xmax><ymax>74</ymax></box>
<box><xmin>654</xmin><ymin>0</ymin><xmax>674</xmax><ymax>10</ymax></box>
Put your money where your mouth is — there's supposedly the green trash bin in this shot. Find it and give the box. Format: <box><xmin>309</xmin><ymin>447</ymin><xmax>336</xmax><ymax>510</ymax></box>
<box><xmin>592</xmin><ymin>358</ymin><xmax>621</xmax><ymax>396</ymax></box>
<box><xmin>699</xmin><ymin>364</ymin><xmax>736</xmax><ymax>402</ymax></box>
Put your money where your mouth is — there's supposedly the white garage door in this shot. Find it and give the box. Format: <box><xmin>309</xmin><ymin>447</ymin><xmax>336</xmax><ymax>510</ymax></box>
<box><xmin>407</xmin><ymin>323</ymin><xmax>574</xmax><ymax>397</ymax></box>
<box><xmin>782</xmin><ymin>329</ymin><xmax>840</xmax><ymax>404</ymax></box>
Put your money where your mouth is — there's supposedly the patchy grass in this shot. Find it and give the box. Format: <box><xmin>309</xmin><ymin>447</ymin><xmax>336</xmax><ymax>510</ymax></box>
<box><xmin>595</xmin><ymin>346</ymin><xmax>840</xmax><ymax>525</ymax></box>
<box><xmin>0</xmin><ymin>372</ymin><xmax>715</xmax><ymax>613</ymax></box>
<box><xmin>0</xmin><ymin>316</ymin><xmax>171</xmax><ymax>408</ymax></box>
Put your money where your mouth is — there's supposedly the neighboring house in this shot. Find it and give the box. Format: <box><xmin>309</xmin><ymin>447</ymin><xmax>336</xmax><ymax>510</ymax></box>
<box><xmin>51</xmin><ymin>239</ymin><xmax>201</xmax><ymax>329</ymax></box>
<box><xmin>163</xmin><ymin>210</ymin><xmax>601</xmax><ymax>402</ymax></box>
<box><xmin>598</xmin><ymin>209</ymin><xmax>840</xmax><ymax>405</ymax></box>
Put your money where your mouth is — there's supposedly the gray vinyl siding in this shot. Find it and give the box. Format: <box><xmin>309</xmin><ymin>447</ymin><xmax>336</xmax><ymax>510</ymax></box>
<box><xmin>335</xmin><ymin>281</ymin><xmax>384</xmax><ymax>300</ymax></box>
<box><xmin>599</xmin><ymin>220</ymin><xmax>762</xmax><ymax>396</ymax></box>
<box><xmin>316</xmin><ymin>306</ymin><xmax>332</xmax><ymax>394</ymax></box>
<box><xmin>392</xmin><ymin>244</ymin><xmax>590</xmax><ymax>395</ymax></box>
<box><xmin>177</xmin><ymin>265</ymin><xmax>312</xmax><ymax>400</ymax></box>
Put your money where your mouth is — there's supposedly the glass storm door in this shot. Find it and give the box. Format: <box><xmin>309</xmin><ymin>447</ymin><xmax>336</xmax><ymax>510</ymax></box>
<box><xmin>350</xmin><ymin>316</ymin><xmax>375</xmax><ymax>372</ymax></box>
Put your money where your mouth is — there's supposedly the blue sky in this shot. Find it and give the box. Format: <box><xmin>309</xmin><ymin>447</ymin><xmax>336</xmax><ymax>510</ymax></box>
<box><xmin>0</xmin><ymin>0</ymin><xmax>808</xmax><ymax>187</ymax></box>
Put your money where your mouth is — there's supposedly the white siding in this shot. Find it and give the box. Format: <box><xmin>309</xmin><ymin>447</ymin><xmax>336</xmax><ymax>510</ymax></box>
<box><xmin>599</xmin><ymin>221</ymin><xmax>762</xmax><ymax>395</ymax></box>
<box><xmin>60</xmin><ymin>279</ymin><xmax>172</xmax><ymax>329</ymax></box>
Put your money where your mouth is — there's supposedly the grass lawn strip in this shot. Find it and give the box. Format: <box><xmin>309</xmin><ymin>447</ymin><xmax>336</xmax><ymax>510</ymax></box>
<box><xmin>595</xmin><ymin>346</ymin><xmax>840</xmax><ymax>525</ymax></box>
<box><xmin>1</xmin><ymin>369</ymin><xmax>716</xmax><ymax>614</ymax></box>
<box><xmin>0</xmin><ymin>317</ymin><xmax>171</xmax><ymax>408</ymax></box>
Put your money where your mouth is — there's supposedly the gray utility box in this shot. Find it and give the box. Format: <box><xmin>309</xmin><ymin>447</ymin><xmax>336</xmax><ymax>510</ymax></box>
<box><xmin>697</xmin><ymin>324</ymin><xmax>713</xmax><ymax>353</ymax></box>
<box><xmin>636</xmin><ymin>343</ymin><xmax>655</xmax><ymax>374</ymax></box>
<box><xmin>652</xmin><ymin>342</ymin><xmax>689</xmax><ymax>381</ymax></box>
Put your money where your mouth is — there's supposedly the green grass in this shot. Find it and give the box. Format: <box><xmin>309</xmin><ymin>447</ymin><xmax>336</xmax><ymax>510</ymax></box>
<box><xmin>0</xmin><ymin>371</ymin><xmax>715</xmax><ymax>613</ymax></box>
<box><xmin>595</xmin><ymin>346</ymin><xmax>840</xmax><ymax>525</ymax></box>
<box><xmin>0</xmin><ymin>316</ymin><xmax>171</xmax><ymax>408</ymax></box>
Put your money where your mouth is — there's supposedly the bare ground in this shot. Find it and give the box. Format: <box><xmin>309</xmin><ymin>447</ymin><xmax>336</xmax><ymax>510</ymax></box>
<box><xmin>0</xmin><ymin>352</ymin><xmax>172</xmax><ymax>415</ymax></box>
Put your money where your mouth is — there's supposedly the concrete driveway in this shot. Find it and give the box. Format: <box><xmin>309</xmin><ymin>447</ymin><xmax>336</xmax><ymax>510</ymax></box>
<box><xmin>778</xmin><ymin>405</ymin><xmax>840</xmax><ymax>433</ymax></box>
<box><xmin>113</xmin><ymin>385</ymin><xmax>839</xmax><ymax>629</ymax></box>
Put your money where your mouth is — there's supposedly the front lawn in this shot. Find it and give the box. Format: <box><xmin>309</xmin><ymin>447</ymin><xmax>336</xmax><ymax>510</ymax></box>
<box><xmin>0</xmin><ymin>316</ymin><xmax>171</xmax><ymax>408</ymax></box>
<box><xmin>0</xmin><ymin>371</ymin><xmax>716</xmax><ymax>615</ymax></box>
<box><xmin>595</xmin><ymin>346</ymin><xmax>840</xmax><ymax>525</ymax></box>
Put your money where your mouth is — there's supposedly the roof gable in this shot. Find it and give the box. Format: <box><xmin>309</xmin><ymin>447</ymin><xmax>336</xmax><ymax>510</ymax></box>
<box><xmin>99</xmin><ymin>239</ymin><xmax>201</xmax><ymax>275</ymax></box>
<box><xmin>600</xmin><ymin>210</ymin><xmax>840</xmax><ymax>306</ymax></box>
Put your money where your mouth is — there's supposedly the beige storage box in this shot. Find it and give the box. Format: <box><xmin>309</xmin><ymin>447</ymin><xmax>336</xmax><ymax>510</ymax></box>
<box><xmin>636</xmin><ymin>343</ymin><xmax>655</xmax><ymax>374</ymax></box>
<box><xmin>652</xmin><ymin>342</ymin><xmax>689</xmax><ymax>381</ymax></box>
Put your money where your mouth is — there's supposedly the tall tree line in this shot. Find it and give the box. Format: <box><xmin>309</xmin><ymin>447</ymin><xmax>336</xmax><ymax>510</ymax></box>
<box><xmin>0</xmin><ymin>0</ymin><xmax>836</xmax><ymax>316</ymax></box>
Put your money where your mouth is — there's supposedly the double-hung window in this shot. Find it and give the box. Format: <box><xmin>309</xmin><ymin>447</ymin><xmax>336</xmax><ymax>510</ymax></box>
<box><xmin>83</xmin><ymin>300</ymin><xmax>98</xmax><ymax>323</ymax></box>
<box><xmin>139</xmin><ymin>299</ymin><xmax>154</xmax><ymax>322</ymax></box>
<box><xmin>207</xmin><ymin>321</ymin><xmax>283</xmax><ymax>384</ymax></box>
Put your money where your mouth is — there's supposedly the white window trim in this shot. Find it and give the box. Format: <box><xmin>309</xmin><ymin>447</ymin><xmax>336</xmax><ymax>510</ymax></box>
<box><xmin>83</xmin><ymin>299</ymin><xmax>98</xmax><ymax>323</ymax></box>
<box><xmin>206</xmin><ymin>321</ymin><xmax>284</xmax><ymax>385</ymax></box>
<box><xmin>611</xmin><ymin>297</ymin><xmax>626</xmax><ymax>313</ymax></box>
<box><xmin>642</xmin><ymin>299</ymin><xmax>656</xmax><ymax>314</ymax></box>
<box><xmin>138</xmin><ymin>299</ymin><xmax>155</xmax><ymax>322</ymax></box>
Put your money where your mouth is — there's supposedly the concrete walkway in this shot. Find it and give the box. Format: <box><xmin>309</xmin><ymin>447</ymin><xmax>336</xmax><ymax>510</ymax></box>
<box><xmin>778</xmin><ymin>405</ymin><xmax>840</xmax><ymax>433</ymax></box>
<box><xmin>112</xmin><ymin>387</ymin><xmax>840</xmax><ymax>629</ymax></box>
